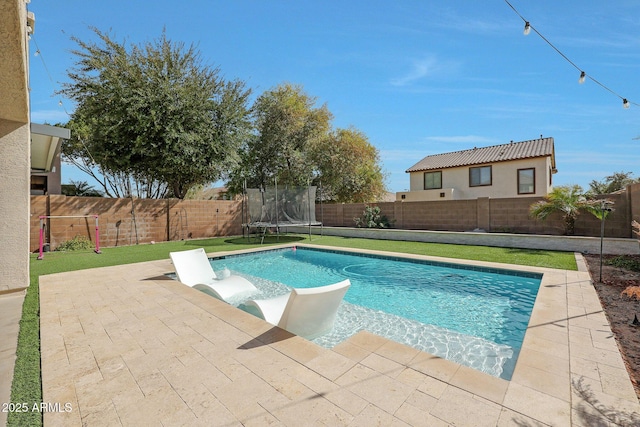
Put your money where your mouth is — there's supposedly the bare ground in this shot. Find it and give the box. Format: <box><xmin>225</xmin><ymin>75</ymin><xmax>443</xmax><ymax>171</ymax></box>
<box><xmin>583</xmin><ymin>254</ymin><xmax>640</xmax><ymax>399</ymax></box>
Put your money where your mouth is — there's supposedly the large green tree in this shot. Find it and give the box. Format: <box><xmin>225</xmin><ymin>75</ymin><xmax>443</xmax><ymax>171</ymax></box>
<box><xmin>60</xmin><ymin>28</ymin><xmax>252</xmax><ymax>198</ymax></box>
<box><xmin>228</xmin><ymin>83</ymin><xmax>332</xmax><ymax>192</ymax></box>
<box><xmin>227</xmin><ymin>83</ymin><xmax>387</xmax><ymax>202</ymax></box>
<box><xmin>311</xmin><ymin>127</ymin><xmax>387</xmax><ymax>202</ymax></box>
<box><xmin>588</xmin><ymin>171</ymin><xmax>638</xmax><ymax>195</ymax></box>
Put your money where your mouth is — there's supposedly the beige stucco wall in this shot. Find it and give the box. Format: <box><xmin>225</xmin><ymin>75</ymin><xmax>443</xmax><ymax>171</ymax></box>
<box><xmin>0</xmin><ymin>0</ymin><xmax>31</xmax><ymax>291</ymax></box>
<box><xmin>0</xmin><ymin>122</ymin><xmax>31</xmax><ymax>291</ymax></box>
<box><xmin>403</xmin><ymin>157</ymin><xmax>552</xmax><ymax>201</ymax></box>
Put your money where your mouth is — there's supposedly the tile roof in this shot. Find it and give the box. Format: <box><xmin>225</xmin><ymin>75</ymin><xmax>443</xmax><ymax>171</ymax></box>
<box><xmin>406</xmin><ymin>137</ymin><xmax>555</xmax><ymax>173</ymax></box>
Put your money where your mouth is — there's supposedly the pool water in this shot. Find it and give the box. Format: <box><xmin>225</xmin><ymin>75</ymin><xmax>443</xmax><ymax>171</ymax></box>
<box><xmin>210</xmin><ymin>247</ymin><xmax>541</xmax><ymax>379</ymax></box>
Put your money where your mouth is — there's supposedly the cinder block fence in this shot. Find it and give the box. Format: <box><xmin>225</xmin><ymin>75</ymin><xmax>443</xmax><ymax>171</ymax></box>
<box><xmin>30</xmin><ymin>183</ymin><xmax>640</xmax><ymax>252</ymax></box>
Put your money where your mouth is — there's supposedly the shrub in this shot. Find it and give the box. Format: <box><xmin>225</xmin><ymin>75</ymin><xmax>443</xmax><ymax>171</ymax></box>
<box><xmin>605</xmin><ymin>255</ymin><xmax>640</xmax><ymax>273</ymax></box>
<box><xmin>354</xmin><ymin>205</ymin><xmax>392</xmax><ymax>229</ymax></box>
<box><xmin>55</xmin><ymin>235</ymin><xmax>94</xmax><ymax>251</ymax></box>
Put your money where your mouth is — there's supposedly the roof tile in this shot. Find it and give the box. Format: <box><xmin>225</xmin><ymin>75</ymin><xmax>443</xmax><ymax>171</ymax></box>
<box><xmin>406</xmin><ymin>137</ymin><xmax>555</xmax><ymax>172</ymax></box>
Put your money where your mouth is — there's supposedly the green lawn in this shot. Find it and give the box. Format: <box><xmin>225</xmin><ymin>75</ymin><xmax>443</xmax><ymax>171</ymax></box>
<box><xmin>9</xmin><ymin>234</ymin><xmax>577</xmax><ymax>426</ymax></box>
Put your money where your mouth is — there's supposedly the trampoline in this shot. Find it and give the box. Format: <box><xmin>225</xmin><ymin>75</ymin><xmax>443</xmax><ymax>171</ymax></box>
<box><xmin>243</xmin><ymin>184</ymin><xmax>322</xmax><ymax>243</ymax></box>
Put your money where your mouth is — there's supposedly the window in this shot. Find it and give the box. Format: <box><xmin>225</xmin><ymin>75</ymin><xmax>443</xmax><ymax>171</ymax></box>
<box><xmin>518</xmin><ymin>168</ymin><xmax>535</xmax><ymax>194</ymax></box>
<box><xmin>469</xmin><ymin>166</ymin><xmax>492</xmax><ymax>187</ymax></box>
<box><xmin>424</xmin><ymin>171</ymin><xmax>442</xmax><ymax>189</ymax></box>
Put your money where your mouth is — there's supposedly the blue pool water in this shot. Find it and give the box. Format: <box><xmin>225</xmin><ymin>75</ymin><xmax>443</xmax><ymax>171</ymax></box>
<box><xmin>210</xmin><ymin>247</ymin><xmax>542</xmax><ymax>379</ymax></box>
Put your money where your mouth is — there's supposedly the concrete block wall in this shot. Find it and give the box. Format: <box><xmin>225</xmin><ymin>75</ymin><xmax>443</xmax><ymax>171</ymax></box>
<box><xmin>30</xmin><ymin>195</ymin><xmax>243</xmax><ymax>252</ymax></box>
<box><xmin>318</xmin><ymin>190</ymin><xmax>637</xmax><ymax>239</ymax></box>
<box><xmin>30</xmin><ymin>184</ymin><xmax>640</xmax><ymax>252</ymax></box>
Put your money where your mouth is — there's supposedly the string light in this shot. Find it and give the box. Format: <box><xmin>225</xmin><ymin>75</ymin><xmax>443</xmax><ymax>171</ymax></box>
<box><xmin>29</xmin><ymin>33</ymin><xmax>71</xmax><ymax>117</ymax></box>
<box><xmin>504</xmin><ymin>0</ymin><xmax>637</xmax><ymax>109</ymax></box>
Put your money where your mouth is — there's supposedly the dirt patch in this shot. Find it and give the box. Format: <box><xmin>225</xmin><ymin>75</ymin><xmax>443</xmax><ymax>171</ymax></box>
<box><xmin>583</xmin><ymin>254</ymin><xmax>640</xmax><ymax>399</ymax></box>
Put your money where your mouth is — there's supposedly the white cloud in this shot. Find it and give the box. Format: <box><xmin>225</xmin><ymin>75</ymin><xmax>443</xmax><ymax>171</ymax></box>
<box><xmin>390</xmin><ymin>56</ymin><xmax>448</xmax><ymax>87</ymax></box>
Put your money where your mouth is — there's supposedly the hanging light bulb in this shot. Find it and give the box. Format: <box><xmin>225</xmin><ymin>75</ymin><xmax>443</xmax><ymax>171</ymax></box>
<box><xmin>623</xmin><ymin>99</ymin><xmax>630</xmax><ymax>109</ymax></box>
<box><xmin>58</xmin><ymin>100</ymin><xmax>63</xmax><ymax>107</ymax></box>
<box><xmin>578</xmin><ymin>71</ymin><xmax>586</xmax><ymax>84</ymax></box>
<box><xmin>523</xmin><ymin>22</ymin><xmax>531</xmax><ymax>36</ymax></box>
<box><xmin>34</xmin><ymin>50</ymin><xmax>40</xmax><ymax>56</ymax></box>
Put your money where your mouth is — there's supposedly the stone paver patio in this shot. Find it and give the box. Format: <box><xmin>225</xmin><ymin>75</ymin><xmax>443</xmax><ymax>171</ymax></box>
<box><xmin>39</xmin><ymin>245</ymin><xmax>640</xmax><ymax>426</ymax></box>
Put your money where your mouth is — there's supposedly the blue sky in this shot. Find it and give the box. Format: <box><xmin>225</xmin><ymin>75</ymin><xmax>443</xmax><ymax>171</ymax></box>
<box><xmin>28</xmin><ymin>1</ymin><xmax>639</xmax><ymax>193</ymax></box>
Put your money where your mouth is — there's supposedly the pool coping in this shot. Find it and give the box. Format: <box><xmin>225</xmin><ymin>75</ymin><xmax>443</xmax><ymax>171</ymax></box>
<box><xmin>39</xmin><ymin>244</ymin><xmax>640</xmax><ymax>426</ymax></box>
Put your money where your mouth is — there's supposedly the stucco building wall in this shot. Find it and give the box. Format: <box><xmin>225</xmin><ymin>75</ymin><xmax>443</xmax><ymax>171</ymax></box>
<box><xmin>0</xmin><ymin>0</ymin><xmax>31</xmax><ymax>292</ymax></box>
<box><xmin>405</xmin><ymin>157</ymin><xmax>552</xmax><ymax>201</ymax></box>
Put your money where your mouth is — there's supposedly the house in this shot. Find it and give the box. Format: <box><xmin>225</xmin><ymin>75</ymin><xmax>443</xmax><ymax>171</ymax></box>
<box><xmin>1</xmin><ymin>0</ymin><xmax>33</xmax><ymax>291</ymax></box>
<box><xmin>397</xmin><ymin>137</ymin><xmax>557</xmax><ymax>201</ymax></box>
<box><xmin>30</xmin><ymin>123</ymin><xmax>70</xmax><ymax>195</ymax></box>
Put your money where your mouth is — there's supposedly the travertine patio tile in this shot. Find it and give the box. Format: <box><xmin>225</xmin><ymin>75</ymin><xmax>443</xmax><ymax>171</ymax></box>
<box><xmin>395</xmin><ymin>367</ymin><xmax>428</xmax><ymax>388</ymax></box>
<box><xmin>430</xmin><ymin>386</ymin><xmax>502</xmax><ymax>427</ymax></box>
<box><xmin>268</xmin><ymin>335</ymin><xmax>325</xmax><ymax>363</ymax></box>
<box><xmin>571</xmin><ymin>375</ymin><xmax>640</xmax><ymax>427</ymax></box>
<box><xmin>212</xmin><ymin>371</ymin><xmax>282</xmax><ymax>420</ymax></box>
<box><xmin>408</xmin><ymin>351</ymin><xmax>460</xmax><ymax>383</ymax></box>
<box><xmin>266</xmin><ymin>392</ymin><xmax>352</xmax><ymax>426</ymax></box>
<box><xmin>449</xmin><ymin>364</ymin><xmax>509</xmax><ymax>404</ymax></box>
<box><xmin>37</xmin><ymin>252</ymin><xmax>640</xmax><ymax>426</ymax></box>
<box><xmin>77</xmin><ymin>403</ymin><xmax>122</xmax><ymax>427</ymax></box>
<box><xmin>503</xmin><ymin>381</ymin><xmax>571</xmax><ymax>426</ymax></box>
<box><xmin>132</xmin><ymin>370</ymin><xmax>171</xmax><ymax>396</ymax></box>
<box><xmin>597</xmin><ymin>363</ymin><xmax>639</xmax><ymax>401</ymax></box>
<box><xmin>524</xmin><ymin>323</ymin><xmax>569</xmax><ymax>345</ymax></box>
<box><xmin>521</xmin><ymin>334</ymin><xmax>569</xmax><ymax>360</ymax></box>
<box><xmin>404</xmin><ymin>389</ymin><xmax>437</xmax><ymax>411</ymax></box>
<box><xmin>395</xmin><ymin>401</ymin><xmax>450</xmax><ymax>426</ymax></box>
<box><xmin>335</xmin><ymin>364</ymin><xmax>414</xmax><ymax>413</ymax></box>
<box><xmin>332</xmin><ymin>339</ymin><xmax>372</xmax><ymax>362</ymax></box>
<box><xmin>569</xmin><ymin>342</ymin><xmax>627</xmax><ymax>370</ymax></box>
<box><xmin>348</xmin><ymin>404</ymin><xmax>410</xmax><ymax>427</ymax></box>
<box><xmin>375</xmin><ymin>339</ymin><xmax>421</xmax><ymax>365</ymax></box>
<box><xmin>514</xmin><ymin>346</ymin><xmax>569</xmax><ymax>377</ymax></box>
<box><xmin>496</xmin><ymin>408</ymin><xmax>547</xmax><ymax>426</ymax></box>
<box><xmin>416</xmin><ymin>375</ymin><xmax>448</xmax><ymax>399</ymax></box>
<box><xmin>510</xmin><ymin>363</ymin><xmax>570</xmax><ymax>402</ymax></box>
<box><xmin>304</xmin><ymin>347</ymin><xmax>358</xmax><ymax>381</ymax></box>
<box><xmin>359</xmin><ymin>352</ymin><xmax>405</xmax><ymax>378</ymax></box>
<box><xmin>344</xmin><ymin>330</ymin><xmax>388</xmax><ymax>352</ymax></box>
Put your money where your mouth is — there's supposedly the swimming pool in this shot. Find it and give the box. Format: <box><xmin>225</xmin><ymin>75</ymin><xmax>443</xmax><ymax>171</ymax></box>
<box><xmin>210</xmin><ymin>246</ymin><xmax>542</xmax><ymax>380</ymax></box>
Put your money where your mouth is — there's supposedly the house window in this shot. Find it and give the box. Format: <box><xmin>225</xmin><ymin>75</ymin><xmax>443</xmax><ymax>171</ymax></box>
<box><xmin>518</xmin><ymin>168</ymin><xmax>535</xmax><ymax>194</ymax></box>
<box><xmin>424</xmin><ymin>171</ymin><xmax>442</xmax><ymax>189</ymax></box>
<box><xmin>469</xmin><ymin>166</ymin><xmax>492</xmax><ymax>187</ymax></box>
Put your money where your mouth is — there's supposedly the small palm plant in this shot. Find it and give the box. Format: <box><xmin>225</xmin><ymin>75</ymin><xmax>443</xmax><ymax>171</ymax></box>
<box><xmin>529</xmin><ymin>185</ymin><xmax>596</xmax><ymax>235</ymax></box>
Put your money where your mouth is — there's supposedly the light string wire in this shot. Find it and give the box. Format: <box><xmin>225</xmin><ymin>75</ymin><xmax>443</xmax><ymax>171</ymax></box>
<box><xmin>30</xmin><ymin>33</ymin><xmax>72</xmax><ymax>116</ymax></box>
<box><xmin>30</xmin><ymin>30</ymin><xmax>99</xmax><ymax>165</ymax></box>
<box><xmin>504</xmin><ymin>0</ymin><xmax>638</xmax><ymax>108</ymax></box>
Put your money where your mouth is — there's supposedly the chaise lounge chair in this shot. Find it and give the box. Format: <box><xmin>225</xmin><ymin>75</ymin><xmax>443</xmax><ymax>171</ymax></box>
<box><xmin>169</xmin><ymin>248</ymin><xmax>257</xmax><ymax>301</ymax></box>
<box><xmin>243</xmin><ymin>279</ymin><xmax>351</xmax><ymax>340</ymax></box>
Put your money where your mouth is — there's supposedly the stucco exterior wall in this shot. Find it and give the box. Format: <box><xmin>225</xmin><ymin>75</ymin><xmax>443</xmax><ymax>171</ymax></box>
<box><xmin>0</xmin><ymin>0</ymin><xmax>31</xmax><ymax>292</ymax></box>
<box><xmin>404</xmin><ymin>156</ymin><xmax>552</xmax><ymax>200</ymax></box>
<box><xmin>0</xmin><ymin>121</ymin><xmax>30</xmax><ymax>291</ymax></box>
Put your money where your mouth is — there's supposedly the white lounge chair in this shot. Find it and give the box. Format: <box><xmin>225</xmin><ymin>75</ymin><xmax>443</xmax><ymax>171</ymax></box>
<box><xmin>243</xmin><ymin>279</ymin><xmax>351</xmax><ymax>340</ymax></box>
<box><xmin>169</xmin><ymin>248</ymin><xmax>257</xmax><ymax>301</ymax></box>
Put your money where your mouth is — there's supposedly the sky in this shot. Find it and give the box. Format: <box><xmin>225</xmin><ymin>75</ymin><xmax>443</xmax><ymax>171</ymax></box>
<box><xmin>27</xmin><ymin>0</ymin><xmax>640</xmax><ymax>193</ymax></box>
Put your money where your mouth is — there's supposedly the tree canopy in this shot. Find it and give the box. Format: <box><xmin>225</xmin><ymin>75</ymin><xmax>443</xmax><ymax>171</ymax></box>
<box><xmin>588</xmin><ymin>171</ymin><xmax>639</xmax><ymax>195</ymax></box>
<box><xmin>227</xmin><ymin>83</ymin><xmax>388</xmax><ymax>202</ymax></box>
<box><xmin>311</xmin><ymin>127</ymin><xmax>387</xmax><ymax>203</ymax></box>
<box><xmin>60</xmin><ymin>28</ymin><xmax>252</xmax><ymax>198</ymax></box>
